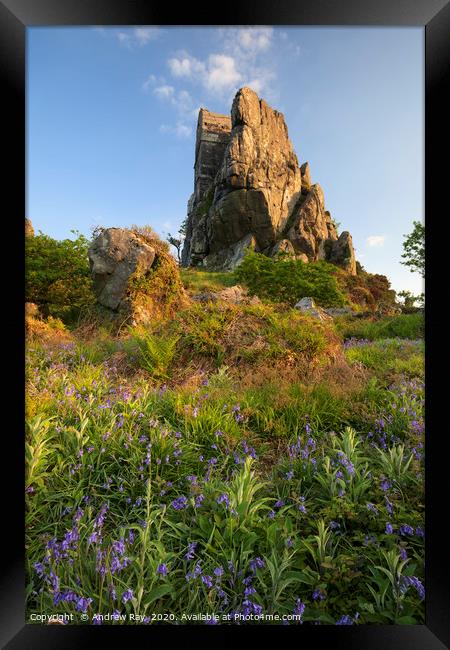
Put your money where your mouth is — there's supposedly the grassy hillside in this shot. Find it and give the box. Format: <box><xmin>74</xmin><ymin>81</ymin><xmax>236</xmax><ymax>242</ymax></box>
<box><xmin>25</xmin><ymin>263</ymin><xmax>425</xmax><ymax>625</ymax></box>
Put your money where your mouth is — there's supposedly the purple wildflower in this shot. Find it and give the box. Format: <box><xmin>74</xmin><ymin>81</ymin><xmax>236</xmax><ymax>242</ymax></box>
<box><xmin>171</xmin><ymin>496</ymin><xmax>188</xmax><ymax>510</ymax></box>
<box><xmin>184</xmin><ymin>542</ymin><xmax>197</xmax><ymax>561</ymax></box>
<box><xmin>122</xmin><ymin>589</ymin><xmax>133</xmax><ymax>603</ymax></box>
<box><xmin>157</xmin><ymin>563</ymin><xmax>169</xmax><ymax>577</ymax></box>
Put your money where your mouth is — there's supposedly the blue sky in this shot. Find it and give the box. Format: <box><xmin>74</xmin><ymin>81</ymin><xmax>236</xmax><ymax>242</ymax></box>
<box><xmin>27</xmin><ymin>26</ymin><xmax>424</xmax><ymax>295</ymax></box>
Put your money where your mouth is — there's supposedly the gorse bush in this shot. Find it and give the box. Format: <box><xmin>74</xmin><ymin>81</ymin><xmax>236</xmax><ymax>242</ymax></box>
<box><xmin>25</xmin><ymin>231</ymin><xmax>95</xmax><ymax>323</ymax></box>
<box><xmin>234</xmin><ymin>251</ymin><xmax>346</xmax><ymax>307</ymax></box>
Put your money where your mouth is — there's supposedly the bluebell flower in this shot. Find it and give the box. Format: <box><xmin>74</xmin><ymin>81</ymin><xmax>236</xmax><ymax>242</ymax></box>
<box><xmin>201</xmin><ymin>575</ymin><xmax>213</xmax><ymax>588</ymax></box>
<box><xmin>399</xmin><ymin>524</ymin><xmax>414</xmax><ymax>536</ymax></box>
<box><xmin>293</xmin><ymin>598</ymin><xmax>305</xmax><ymax>621</ymax></box>
<box><xmin>249</xmin><ymin>557</ymin><xmax>265</xmax><ymax>572</ymax></box>
<box><xmin>171</xmin><ymin>496</ymin><xmax>188</xmax><ymax>510</ymax></box>
<box><xmin>214</xmin><ymin>566</ymin><xmax>224</xmax><ymax>578</ymax></box>
<box><xmin>217</xmin><ymin>493</ymin><xmax>230</xmax><ymax>507</ymax></box>
<box><xmin>185</xmin><ymin>542</ymin><xmax>198</xmax><ymax>561</ymax></box>
<box><xmin>122</xmin><ymin>589</ymin><xmax>133</xmax><ymax>603</ymax></box>
<box><xmin>195</xmin><ymin>494</ymin><xmax>205</xmax><ymax>508</ymax></box>
<box><xmin>157</xmin><ymin>563</ymin><xmax>169</xmax><ymax>576</ymax></box>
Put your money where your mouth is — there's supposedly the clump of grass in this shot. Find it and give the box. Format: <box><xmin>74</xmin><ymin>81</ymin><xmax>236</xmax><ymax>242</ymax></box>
<box><xmin>345</xmin><ymin>339</ymin><xmax>424</xmax><ymax>380</ymax></box>
<box><xmin>180</xmin><ymin>268</ymin><xmax>237</xmax><ymax>294</ymax></box>
<box><xmin>335</xmin><ymin>313</ymin><xmax>424</xmax><ymax>341</ymax></box>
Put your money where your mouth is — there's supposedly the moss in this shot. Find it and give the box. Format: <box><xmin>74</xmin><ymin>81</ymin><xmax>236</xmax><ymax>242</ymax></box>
<box><xmin>125</xmin><ymin>226</ymin><xmax>187</xmax><ymax>323</ymax></box>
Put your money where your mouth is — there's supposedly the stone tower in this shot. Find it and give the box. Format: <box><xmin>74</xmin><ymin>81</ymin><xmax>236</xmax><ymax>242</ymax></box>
<box><xmin>181</xmin><ymin>110</ymin><xmax>231</xmax><ymax>266</ymax></box>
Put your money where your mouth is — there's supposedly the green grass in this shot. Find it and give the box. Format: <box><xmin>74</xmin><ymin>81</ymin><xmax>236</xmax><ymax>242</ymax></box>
<box><xmin>180</xmin><ymin>268</ymin><xmax>238</xmax><ymax>294</ymax></box>
<box><xmin>335</xmin><ymin>313</ymin><xmax>424</xmax><ymax>341</ymax></box>
<box><xmin>25</xmin><ymin>309</ymin><xmax>425</xmax><ymax>626</ymax></box>
<box><xmin>345</xmin><ymin>339</ymin><xmax>424</xmax><ymax>380</ymax></box>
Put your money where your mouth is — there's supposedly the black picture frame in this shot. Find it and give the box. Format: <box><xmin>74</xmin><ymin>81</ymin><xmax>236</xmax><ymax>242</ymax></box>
<box><xmin>3</xmin><ymin>0</ymin><xmax>449</xmax><ymax>647</ymax></box>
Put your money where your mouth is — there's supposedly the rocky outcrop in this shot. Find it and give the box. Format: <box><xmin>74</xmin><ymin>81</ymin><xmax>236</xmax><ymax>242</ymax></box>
<box><xmin>182</xmin><ymin>87</ymin><xmax>357</xmax><ymax>275</ymax></box>
<box><xmin>88</xmin><ymin>228</ymin><xmax>156</xmax><ymax>311</ymax></box>
<box><xmin>294</xmin><ymin>297</ymin><xmax>332</xmax><ymax>322</ymax></box>
<box><xmin>192</xmin><ymin>285</ymin><xmax>261</xmax><ymax>305</ymax></box>
<box><xmin>325</xmin><ymin>231</ymin><xmax>357</xmax><ymax>276</ymax></box>
<box><xmin>25</xmin><ymin>218</ymin><xmax>34</xmax><ymax>237</ymax></box>
<box><xmin>88</xmin><ymin>227</ymin><xmax>187</xmax><ymax>326</ymax></box>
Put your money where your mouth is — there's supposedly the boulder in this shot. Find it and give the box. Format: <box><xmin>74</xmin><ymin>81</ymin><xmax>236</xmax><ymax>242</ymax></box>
<box><xmin>214</xmin><ymin>285</ymin><xmax>248</xmax><ymax>304</ymax></box>
<box><xmin>25</xmin><ymin>218</ymin><xmax>34</xmax><ymax>237</ymax></box>
<box><xmin>323</xmin><ymin>307</ymin><xmax>354</xmax><ymax>317</ymax></box>
<box><xmin>192</xmin><ymin>284</ymin><xmax>262</xmax><ymax>306</ymax></box>
<box><xmin>88</xmin><ymin>228</ymin><xmax>156</xmax><ymax>311</ymax></box>
<box><xmin>202</xmin><ymin>234</ymin><xmax>257</xmax><ymax>271</ymax></box>
<box><xmin>294</xmin><ymin>296</ymin><xmax>332</xmax><ymax>322</ymax></box>
<box><xmin>300</xmin><ymin>162</ymin><xmax>312</xmax><ymax>189</ymax></box>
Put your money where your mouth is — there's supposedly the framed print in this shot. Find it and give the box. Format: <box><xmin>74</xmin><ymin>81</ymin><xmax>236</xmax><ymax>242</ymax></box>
<box><xmin>2</xmin><ymin>0</ymin><xmax>449</xmax><ymax>647</ymax></box>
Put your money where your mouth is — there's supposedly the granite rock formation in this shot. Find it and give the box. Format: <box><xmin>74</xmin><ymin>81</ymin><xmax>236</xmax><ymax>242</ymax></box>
<box><xmin>182</xmin><ymin>87</ymin><xmax>357</xmax><ymax>275</ymax></box>
<box><xmin>25</xmin><ymin>218</ymin><xmax>34</xmax><ymax>238</ymax></box>
<box><xmin>88</xmin><ymin>227</ymin><xmax>187</xmax><ymax>325</ymax></box>
<box><xmin>88</xmin><ymin>228</ymin><xmax>156</xmax><ymax>311</ymax></box>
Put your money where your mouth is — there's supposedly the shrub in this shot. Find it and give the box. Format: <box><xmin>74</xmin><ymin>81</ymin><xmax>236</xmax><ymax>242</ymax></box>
<box><xmin>25</xmin><ymin>231</ymin><xmax>95</xmax><ymax>323</ymax></box>
<box><xmin>234</xmin><ymin>251</ymin><xmax>346</xmax><ymax>307</ymax></box>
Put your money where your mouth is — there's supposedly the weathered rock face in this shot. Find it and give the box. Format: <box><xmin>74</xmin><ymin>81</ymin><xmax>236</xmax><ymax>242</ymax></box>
<box><xmin>294</xmin><ymin>296</ymin><xmax>332</xmax><ymax>322</ymax></box>
<box><xmin>25</xmin><ymin>218</ymin><xmax>34</xmax><ymax>237</ymax></box>
<box><xmin>326</xmin><ymin>231</ymin><xmax>357</xmax><ymax>276</ymax></box>
<box><xmin>286</xmin><ymin>183</ymin><xmax>339</xmax><ymax>260</ymax></box>
<box><xmin>192</xmin><ymin>284</ymin><xmax>261</xmax><ymax>306</ymax></box>
<box><xmin>182</xmin><ymin>87</ymin><xmax>357</xmax><ymax>275</ymax></box>
<box><xmin>206</xmin><ymin>88</ymin><xmax>301</xmax><ymax>255</ymax></box>
<box><xmin>88</xmin><ymin>228</ymin><xmax>156</xmax><ymax>311</ymax></box>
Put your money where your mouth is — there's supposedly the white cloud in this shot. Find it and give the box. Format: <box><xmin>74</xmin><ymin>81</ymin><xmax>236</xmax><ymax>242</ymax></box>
<box><xmin>153</xmin><ymin>86</ymin><xmax>195</xmax><ymax>117</ymax></box>
<box><xmin>366</xmin><ymin>235</ymin><xmax>386</xmax><ymax>247</ymax></box>
<box><xmin>134</xmin><ymin>27</ymin><xmax>160</xmax><ymax>45</ymax></box>
<box><xmin>168</xmin><ymin>52</ymin><xmax>206</xmax><ymax>78</ymax></box>
<box><xmin>236</xmin><ymin>27</ymin><xmax>273</xmax><ymax>54</ymax></box>
<box><xmin>165</xmin><ymin>28</ymin><xmax>276</xmax><ymax>101</ymax></box>
<box><xmin>159</xmin><ymin>122</ymin><xmax>192</xmax><ymax>138</ymax></box>
<box><xmin>116</xmin><ymin>27</ymin><xmax>161</xmax><ymax>48</ymax></box>
<box><xmin>219</xmin><ymin>27</ymin><xmax>274</xmax><ymax>58</ymax></box>
<box><xmin>166</xmin><ymin>51</ymin><xmax>255</xmax><ymax>97</ymax></box>
<box><xmin>153</xmin><ymin>85</ymin><xmax>175</xmax><ymax>99</ymax></box>
<box><xmin>204</xmin><ymin>54</ymin><xmax>242</xmax><ymax>92</ymax></box>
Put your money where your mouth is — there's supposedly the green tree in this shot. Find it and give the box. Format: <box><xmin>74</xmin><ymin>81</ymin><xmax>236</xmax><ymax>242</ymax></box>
<box><xmin>397</xmin><ymin>290</ymin><xmax>424</xmax><ymax>308</ymax></box>
<box><xmin>401</xmin><ymin>221</ymin><xmax>424</xmax><ymax>277</ymax></box>
<box><xmin>166</xmin><ymin>218</ymin><xmax>187</xmax><ymax>265</ymax></box>
<box><xmin>25</xmin><ymin>230</ymin><xmax>95</xmax><ymax>322</ymax></box>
